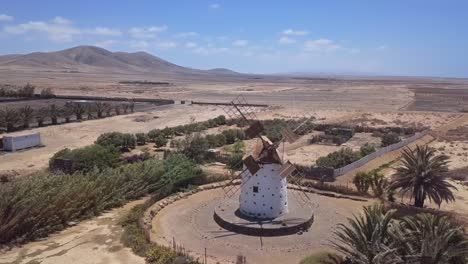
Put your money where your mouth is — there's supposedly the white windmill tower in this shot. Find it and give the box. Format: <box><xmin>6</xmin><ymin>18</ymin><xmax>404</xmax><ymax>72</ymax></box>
<box><xmin>220</xmin><ymin>95</ymin><xmax>314</xmax><ymax>220</ymax></box>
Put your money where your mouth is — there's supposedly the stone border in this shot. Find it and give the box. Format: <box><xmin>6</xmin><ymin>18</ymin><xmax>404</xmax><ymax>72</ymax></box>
<box><xmin>141</xmin><ymin>180</ymin><xmax>368</xmax><ymax>237</ymax></box>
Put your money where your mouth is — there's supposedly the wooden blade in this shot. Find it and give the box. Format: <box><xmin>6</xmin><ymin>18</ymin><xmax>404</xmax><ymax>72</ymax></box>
<box><xmin>279</xmin><ymin>161</ymin><xmax>296</xmax><ymax>178</ymax></box>
<box><xmin>281</xmin><ymin>127</ymin><xmax>299</xmax><ymax>143</ymax></box>
<box><xmin>245</xmin><ymin>121</ymin><xmax>264</xmax><ymax>139</ymax></box>
<box><xmin>243</xmin><ymin>155</ymin><xmax>261</xmax><ymax>175</ymax></box>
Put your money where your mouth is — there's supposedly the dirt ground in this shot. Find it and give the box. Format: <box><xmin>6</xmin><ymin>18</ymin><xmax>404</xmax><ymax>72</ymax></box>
<box><xmin>0</xmin><ymin>199</ymin><xmax>146</xmax><ymax>264</ymax></box>
<box><xmin>1</xmin><ymin>78</ymin><xmax>467</xmax><ymax>264</ymax></box>
<box><xmin>0</xmin><ymin>104</ymin><xmax>224</xmax><ymax>174</ymax></box>
<box><xmin>151</xmin><ymin>188</ymin><xmax>374</xmax><ymax>264</ymax></box>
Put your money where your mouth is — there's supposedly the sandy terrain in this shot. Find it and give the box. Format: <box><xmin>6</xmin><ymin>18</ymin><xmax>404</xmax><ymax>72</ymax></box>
<box><xmin>151</xmin><ymin>188</ymin><xmax>374</xmax><ymax>264</ymax></box>
<box><xmin>0</xmin><ymin>199</ymin><xmax>146</xmax><ymax>264</ymax></box>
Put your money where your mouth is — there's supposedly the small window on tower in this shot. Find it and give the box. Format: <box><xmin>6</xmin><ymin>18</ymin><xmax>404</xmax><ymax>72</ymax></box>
<box><xmin>253</xmin><ymin>186</ymin><xmax>259</xmax><ymax>193</ymax></box>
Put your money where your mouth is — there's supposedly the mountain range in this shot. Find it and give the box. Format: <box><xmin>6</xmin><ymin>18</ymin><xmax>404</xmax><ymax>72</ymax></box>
<box><xmin>0</xmin><ymin>46</ymin><xmax>240</xmax><ymax>76</ymax></box>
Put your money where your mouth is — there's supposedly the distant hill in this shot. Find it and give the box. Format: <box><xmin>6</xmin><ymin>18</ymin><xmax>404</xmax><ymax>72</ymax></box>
<box><xmin>208</xmin><ymin>68</ymin><xmax>240</xmax><ymax>75</ymax></box>
<box><xmin>0</xmin><ymin>46</ymin><xmax>240</xmax><ymax>76</ymax></box>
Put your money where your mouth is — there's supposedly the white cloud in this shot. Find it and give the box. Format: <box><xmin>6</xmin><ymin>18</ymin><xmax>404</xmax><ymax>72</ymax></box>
<box><xmin>129</xmin><ymin>25</ymin><xmax>167</xmax><ymax>39</ymax></box>
<box><xmin>232</xmin><ymin>39</ymin><xmax>248</xmax><ymax>46</ymax></box>
<box><xmin>88</xmin><ymin>27</ymin><xmax>122</xmax><ymax>36</ymax></box>
<box><xmin>52</xmin><ymin>16</ymin><xmax>71</xmax><ymax>25</ymax></box>
<box><xmin>278</xmin><ymin>36</ymin><xmax>296</xmax><ymax>44</ymax></box>
<box><xmin>193</xmin><ymin>46</ymin><xmax>229</xmax><ymax>55</ymax></box>
<box><xmin>130</xmin><ymin>40</ymin><xmax>150</xmax><ymax>49</ymax></box>
<box><xmin>185</xmin><ymin>42</ymin><xmax>197</xmax><ymax>48</ymax></box>
<box><xmin>209</xmin><ymin>3</ymin><xmax>221</xmax><ymax>9</ymax></box>
<box><xmin>3</xmin><ymin>17</ymin><xmax>122</xmax><ymax>42</ymax></box>
<box><xmin>4</xmin><ymin>20</ymin><xmax>80</xmax><ymax>42</ymax></box>
<box><xmin>304</xmin><ymin>38</ymin><xmax>341</xmax><ymax>52</ymax></box>
<box><xmin>0</xmin><ymin>14</ymin><xmax>14</xmax><ymax>22</ymax></box>
<box><xmin>176</xmin><ymin>32</ymin><xmax>199</xmax><ymax>38</ymax></box>
<box><xmin>155</xmin><ymin>41</ymin><xmax>178</xmax><ymax>49</ymax></box>
<box><xmin>282</xmin><ymin>29</ymin><xmax>308</xmax><ymax>36</ymax></box>
<box><xmin>94</xmin><ymin>39</ymin><xmax>117</xmax><ymax>49</ymax></box>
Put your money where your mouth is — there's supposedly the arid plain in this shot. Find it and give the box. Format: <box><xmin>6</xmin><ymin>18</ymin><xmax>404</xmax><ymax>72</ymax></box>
<box><xmin>1</xmin><ymin>46</ymin><xmax>468</xmax><ymax>264</ymax></box>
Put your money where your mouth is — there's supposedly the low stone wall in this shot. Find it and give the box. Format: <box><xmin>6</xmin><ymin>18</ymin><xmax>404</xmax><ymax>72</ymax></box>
<box><xmin>141</xmin><ymin>180</ymin><xmax>368</xmax><ymax>238</ymax></box>
<box><xmin>141</xmin><ymin>180</ymin><xmax>239</xmax><ymax>235</ymax></box>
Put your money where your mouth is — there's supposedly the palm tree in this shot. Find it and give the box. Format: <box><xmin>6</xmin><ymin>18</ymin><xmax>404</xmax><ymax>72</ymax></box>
<box><xmin>104</xmin><ymin>103</ymin><xmax>112</xmax><ymax>117</ymax></box>
<box><xmin>35</xmin><ymin>107</ymin><xmax>48</xmax><ymax>127</ymax></box>
<box><xmin>0</xmin><ymin>107</ymin><xmax>20</xmax><ymax>132</ymax></box>
<box><xmin>95</xmin><ymin>102</ymin><xmax>105</xmax><ymax>118</ymax></box>
<box><xmin>388</xmin><ymin>145</ymin><xmax>456</xmax><ymax>208</ymax></box>
<box><xmin>62</xmin><ymin>104</ymin><xmax>73</xmax><ymax>123</ymax></box>
<box><xmin>114</xmin><ymin>105</ymin><xmax>121</xmax><ymax>115</ymax></box>
<box><xmin>18</xmin><ymin>106</ymin><xmax>34</xmax><ymax>129</ymax></box>
<box><xmin>86</xmin><ymin>104</ymin><xmax>94</xmax><ymax>120</ymax></box>
<box><xmin>332</xmin><ymin>204</ymin><xmax>400</xmax><ymax>264</ymax></box>
<box><xmin>391</xmin><ymin>213</ymin><xmax>468</xmax><ymax>263</ymax></box>
<box><xmin>122</xmin><ymin>103</ymin><xmax>129</xmax><ymax>114</ymax></box>
<box><xmin>72</xmin><ymin>103</ymin><xmax>86</xmax><ymax>120</ymax></box>
<box><xmin>129</xmin><ymin>100</ymin><xmax>135</xmax><ymax>113</ymax></box>
<box><xmin>48</xmin><ymin>104</ymin><xmax>61</xmax><ymax>125</ymax></box>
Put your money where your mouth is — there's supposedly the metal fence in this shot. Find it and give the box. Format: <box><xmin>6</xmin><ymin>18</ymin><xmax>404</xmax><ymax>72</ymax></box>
<box><xmin>333</xmin><ymin>130</ymin><xmax>431</xmax><ymax>177</ymax></box>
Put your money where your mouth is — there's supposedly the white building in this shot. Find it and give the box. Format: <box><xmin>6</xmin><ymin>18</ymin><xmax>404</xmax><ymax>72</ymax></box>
<box><xmin>239</xmin><ymin>137</ymin><xmax>288</xmax><ymax>219</ymax></box>
<box><xmin>2</xmin><ymin>133</ymin><xmax>42</xmax><ymax>151</ymax></box>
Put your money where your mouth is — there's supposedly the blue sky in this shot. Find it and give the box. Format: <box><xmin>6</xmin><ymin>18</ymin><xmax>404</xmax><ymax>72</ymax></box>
<box><xmin>0</xmin><ymin>0</ymin><xmax>467</xmax><ymax>77</ymax></box>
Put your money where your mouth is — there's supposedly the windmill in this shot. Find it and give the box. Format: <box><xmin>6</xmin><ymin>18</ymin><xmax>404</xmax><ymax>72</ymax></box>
<box><xmin>220</xmin><ymin>95</ymin><xmax>315</xmax><ymax>219</ymax></box>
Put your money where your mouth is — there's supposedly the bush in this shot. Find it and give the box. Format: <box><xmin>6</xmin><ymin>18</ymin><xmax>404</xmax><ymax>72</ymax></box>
<box><xmin>135</xmin><ymin>133</ymin><xmax>147</xmax><ymax>145</ymax></box>
<box><xmin>154</xmin><ymin>135</ymin><xmax>168</xmax><ymax>148</ymax></box>
<box><xmin>227</xmin><ymin>152</ymin><xmax>244</xmax><ymax>171</ymax></box>
<box><xmin>214</xmin><ymin>115</ymin><xmax>226</xmax><ymax>126</ymax></box>
<box><xmin>205</xmin><ymin>134</ymin><xmax>227</xmax><ymax>148</ymax></box>
<box><xmin>316</xmin><ymin>148</ymin><xmax>361</xmax><ymax>169</ymax></box>
<box><xmin>147</xmin><ymin>129</ymin><xmax>161</xmax><ymax>142</ymax></box>
<box><xmin>96</xmin><ymin>132</ymin><xmax>137</xmax><ymax>150</ymax></box>
<box><xmin>40</xmin><ymin>88</ymin><xmax>55</xmax><ymax>98</ymax></box>
<box><xmin>360</xmin><ymin>143</ymin><xmax>376</xmax><ymax>156</ymax></box>
<box><xmin>353</xmin><ymin>172</ymin><xmax>372</xmax><ymax>194</ymax></box>
<box><xmin>179</xmin><ymin>134</ymin><xmax>209</xmax><ymax>163</ymax></box>
<box><xmin>50</xmin><ymin>145</ymin><xmax>120</xmax><ymax>173</ymax></box>
<box><xmin>222</xmin><ymin>129</ymin><xmax>245</xmax><ymax>144</ymax></box>
<box><xmin>381</xmin><ymin>132</ymin><xmax>401</xmax><ymax>147</ymax></box>
<box><xmin>1</xmin><ymin>155</ymin><xmax>203</xmax><ymax>245</ymax></box>
<box><xmin>121</xmin><ymin>204</ymin><xmax>200</xmax><ymax>264</ymax></box>
<box><xmin>299</xmin><ymin>251</ymin><xmax>343</xmax><ymax>264</ymax></box>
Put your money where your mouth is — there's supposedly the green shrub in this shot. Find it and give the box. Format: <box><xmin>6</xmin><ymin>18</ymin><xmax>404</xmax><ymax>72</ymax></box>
<box><xmin>160</xmin><ymin>127</ymin><xmax>174</xmax><ymax>138</ymax></box>
<box><xmin>96</xmin><ymin>132</ymin><xmax>137</xmax><ymax>150</ymax></box>
<box><xmin>222</xmin><ymin>129</ymin><xmax>245</xmax><ymax>144</ymax></box>
<box><xmin>227</xmin><ymin>152</ymin><xmax>244</xmax><ymax>171</ymax></box>
<box><xmin>299</xmin><ymin>251</ymin><xmax>343</xmax><ymax>264</ymax></box>
<box><xmin>179</xmin><ymin>134</ymin><xmax>209</xmax><ymax>163</ymax></box>
<box><xmin>353</xmin><ymin>172</ymin><xmax>372</xmax><ymax>194</ymax></box>
<box><xmin>381</xmin><ymin>132</ymin><xmax>401</xmax><ymax>147</ymax></box>
<box><xmin>316</xmin><ymin>148</ymin><xmax>361</xmax><ymax>169</ymax></box>
<box><xmin>370</xmin><ymin>172</ymin><xmax>388</xmax><ymax>197</ymax></box>
<box><xmin>1</xmin><ymin>155</ymin><xmax>203</xmax><ymax>245</ymax></box>
<box><xmin>50</xmin><ymin>145</ymin><xmax>120</xmax><ymax>173</ymax></box>
<box><xmin>135</xmin><ymin>133</ymin><xmax>147</xmax><ymax>145</ymax></box>
<box><xmin>360</xmin><ymin>143</ymin><xmax>376</xmax><ymax>156</ymax></box>
<box><xmin>148</xmin><ymin>129</ymin><xmax>161</xmax><ymax>142</ymax></box>
<box><xmin>154</xmin><ymin>135</ymin><xmax>168</xmax><ymax>148</ymax></box>
<box><xmin>214</xmin><ymin>115</ymin><xmax>226</xmax><ymax>126</ymax></box>
<box><xmin>205</xmin><ymin>134</ymin><xmax>227</xmax><ymax>148</ymax></box>
<box><xmin>120</xmin><ymin>204</ymin><xmax>200</xmax><ymax>264</ymax></box>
